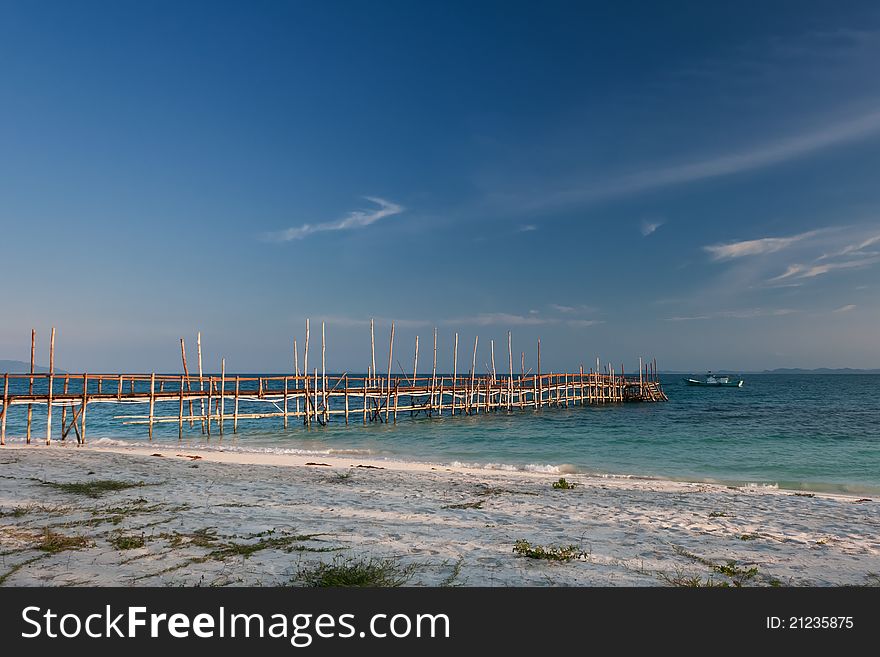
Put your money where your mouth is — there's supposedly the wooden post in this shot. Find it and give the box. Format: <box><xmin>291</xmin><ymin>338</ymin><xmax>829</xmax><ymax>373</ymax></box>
<box><xmin>26</xmin><ymin>329</ymin><xmax>35</xmax><ymax>443</ymax></box>
<box><xmin>451</xmin><ymin>332</ymin><xmax>458</xmax><ymax>415</ymax></box>
<box><xmin>80</xmin><ymin>373</ymin><xmax>88</xmax><ymax>444</ymax></box>
<box><xmin>180</xmin><ymin>338</ymin><xmax>194</xmax><ymax>428</ymax></box>
<box><xmin>219</xmin><ymin>358</ymin><xmax>225</xmax><ymax>435</ymax></box>
<box><xmin>147</xmin><ymin>372</ymin><xmax>156</xmax><ymax>440</ymax></box>
<box><xmin>206</xmin><ymin>375</ymin><xmax>212</xmax><ymax>436</ymax></box>
<box><xmin>344</xmin><ymin>374</ymin><xmax>349</xmax><ymax>424</ymax></box>
<box><xmin>61</xmin><ymin>374</ymin><xmax>69</xmax><ymax>440</ymax></box>
<box><xmin>507</xmin><ymin>332</ymin><xmax>513</xmax><ymax>411</ymax></box>
<box><xmin>197</xmin><ymin>332</ymin><xmax>205</xmax><ymax>433</ymax></box>
<box><xmin>370</xmin><ymin>318</ymin><xmax>376</xmax><ymax>388</ymax></box>
<box><xmin>233</xmin><ymin>376</ymin><xmax>240</xmax><ymax>433</ymax></box>
<box><xmin>313</xmin><ymin>368</ymin><xmax>319</xmax><ymax>425</ymax></box>
<box><xmin>46</xmin><ymin>327</ymin><xmax>55</xmax><ymax>445</ymax></box>
<box><xmin>362</xmin><ymin>376</ymin><xmax>367</xmax><ymax>424</ymax></box>
<box><xmin>536</xmin><ymin>338</ymin><xmax>542</xmax><ymax>409</ymax></box>
<box><xmin>438</xmin><ymin>376</ymin><xmax>444</xmax><ymax>416</ymax></box>
<box><xmin>431</xmin><ymin>328</ymin><xmax>437</xmax><ymax>416</ymax></box>
<box><xmin>283</xmin><ymin>376</ymin><xmax>289</xmax><ymax>429</ymax></box>
<box><xmin>304</xmin><ymin>319</ymin><xmax>310</xmax><ymax>427</ymax></box>
<box><xmin>1</xmin><ymin>373</ymin><xmax>8</xmax><ymax>446</ymax></box>
<box><xmin>639</xmin><ymin>356</ymin><xmax>643</xmax><ymax>398</ymax></box>
<box><xmin>469</xmin><ymin>335</ymin><xmax>478</xmax><ymax>414</ymax></box>
<box><xmin>520</xmin><ymin>351</ymin><xmax>525</xmax><ymax>409</ymax></box>
<box><xmin>321</xmin><ymin>321</ymin><xmax>328</xmax><ymax>424</ymax></box>
<box><xmin>293</xmin><ymin>338</ymin><xmax>301</xmax><ymax>416</ymax></box>
<box><xmin>490</xmin><ymin>338</ymin><xmax>496</xmax><ymax>410</ymax></box>
<box><xmin>385</xmin><ymin>322</ymin><xmax>394</xmax><ymax>422</ymax></box>
<box><xmin>178</xmin><ymin>375</ymin><xmax>184</xmax><ymax>439</ymax></box>
<box><xmin>393</xmin><ymin>378</ymin><xmax>399</xmax><ymax>423</ymax></box>
<box><xmin>411</xmin><ymin>335</ymin><xmax>419</xmax><ymax>417</ymax></box>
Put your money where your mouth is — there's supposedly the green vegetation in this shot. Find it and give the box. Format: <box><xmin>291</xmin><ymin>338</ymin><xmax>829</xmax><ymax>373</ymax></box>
<box><xmin>295</xmin><ymin>556</ymin><xmax>416</xmax><ymax>587</ymax></box>
<box><xmin>36</xmin><ymin>529</ymin><xmax>92</xmax><ymax>553</ymax></box>
<box><xmin>513</xmin><ymin>539</ymin><xmax>586</xmax><ymax>562</ymax></box>
<box><xmin>551</xmin><ymin>478</ymin><xmax>577</xmax><ymax>490</ymax></box>
<box><xmin>41</xmin><ymin>479</ymin><xmax>146</xmax><ymax>498</ymax></box>
<box><xmin>708</xmin><ymin>511</ymin><xmax>733</xmax><ymax>518</ymax></box>
<box><xmin>443</xmin><ymin>500</ymin><xmax>484</xmax><ymax>510</ymax></box>
<box><xmin>109</xmin><ymin>533</ymin><xmax>146</xmax><ymax>550</ymax></box>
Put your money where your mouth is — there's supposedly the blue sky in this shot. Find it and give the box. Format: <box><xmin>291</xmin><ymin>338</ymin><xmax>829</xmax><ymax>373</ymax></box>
<box><xmin>1</xmin><ymin>1</ymin><xmax>879</xmax><ymax>372</ymax></box>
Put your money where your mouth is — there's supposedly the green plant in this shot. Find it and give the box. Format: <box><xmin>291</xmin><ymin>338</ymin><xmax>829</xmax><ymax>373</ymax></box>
<box><xmin>109</xmin><ymin>533</ymin><xmax>146</xmax><ymax>550</ymax></box>
<box><xmin>551</xmin><ymin>478</ymin><xmax>577</xmax><ymax>490</ymax></box>
<box><xmin>36</xmin><ymin>529</ymin><xmax>92</xmax><ymax>553</ymax></box>
<box><xmin>513</xmin><ymin>539</ymin><xmax>586</xmax><ymax>562</ymax></box>
<box><xmin>41</xmin><ymin>479</ymin><xmax>145</xmax><ymax>498</ymax></box>
<box><xmin>295</xmin><ymin>556</ymin><xmax>416</xmax><ymax>587</ymax></box>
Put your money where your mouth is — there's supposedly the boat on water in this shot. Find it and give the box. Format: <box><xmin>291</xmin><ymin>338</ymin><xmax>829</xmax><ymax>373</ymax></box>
<box><xmin>684</xmin><ymin>372</ymin><xmax>743</xmax><ymax>387</ymax></box>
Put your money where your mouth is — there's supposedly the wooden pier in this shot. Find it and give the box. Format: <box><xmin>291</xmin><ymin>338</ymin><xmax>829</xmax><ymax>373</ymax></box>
<box><xmin>0</xmin><ymin>323</ymin><xmax>666</xmax><ymax>445</ymax></box>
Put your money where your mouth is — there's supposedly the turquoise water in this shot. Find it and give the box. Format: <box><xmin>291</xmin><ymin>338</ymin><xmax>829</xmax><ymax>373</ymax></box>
<box><xmin>3</xmin><ymin>374</ymin><xmax>879</xmax><ymax>494</ymax></box>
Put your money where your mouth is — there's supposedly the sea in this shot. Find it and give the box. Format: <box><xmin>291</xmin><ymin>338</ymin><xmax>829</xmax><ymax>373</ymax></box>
<box><xmin>3</xmin><ymin>373</ymin><xmax>879</xmax><ymax>495</ymax></box>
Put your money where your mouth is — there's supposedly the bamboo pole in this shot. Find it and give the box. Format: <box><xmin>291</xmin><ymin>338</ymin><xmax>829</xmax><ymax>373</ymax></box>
<box><xmin>393</xmin><ymin>379</ymin><xmax>399</xmax><ymax>423</ymax></box>
<box><xmin>507</xmin><ymin>332</ymin><xmax>513</xmax><ymax>411</ymax></box>
<box><xmin>26</xmin><ymin>329</ymin><xmax>34</xmax><ymax>443</ymax></box>
<box><xmin>411</xmin><ymin>335</ymin><xmax>419</xmax><ymax>417</ymax></box>
<box><xmin>321</xmin><ymin>321</ymin><xmax>327</xmax><ymax>423</ymax></box>
<box><xmin>304</xmin><ymin>319</ymin><xmax>310</xmax><ymax>427</ymax></box>
<box><xmin>80</xmin><ymin>373</ymin><xmax>88</xmax><ymax>444</ymax></box>
<box><xmin>313</xmin><ymin>368</ymin><xmax>319</xmax><ymax>425</ymax></box>
<box><xmin>219</xmin><ymin>358</ymin><xmax>226</xmax><ymax>435</ymax></box>
<box><xmin>469</xmin><ymin>335</ymin><xmax>478</xmax><ymax>414</ymax></box>
<box><xmin>362</xmin><ymin>375</ymin><xmax>367</xmax><ymax>424</ymax></box>
<box><xmin>451</xmin><ymin>332</ymin><xmax>458</xmax><ymax>416</ymax></box>
<box><xmin>197</xmin><ymin>332</ymin><xmax>205</xmax><ymax>433</ymax></box>
<box><xmin>46</xmin><ymin>327</ymin><xmax>55</xmax><ymax>445</ymax></box>
<box><xmin>385</xmin><ymin>322</ymin><xmax>394</xmax><ymax>423</ymax></box>
<box><xmin>344</xmin><ymin>374</ymin><xmax>349</xmax><ymax>424</ymax></box>
<box><xmin>206</xmin><ymin>375</ymin><xmax>213</xmax><ymax>436</ymax></box>
<box><xmin>520</xmin><ymin>351</ymin><xmax>525</xmax><ymax>409</ymax></box>
<box><xmin>431</xmin><ymin>328</ymin><xmax>438</xmax><ymax>416</ymax></box>
<box><xmin>536</xmin><ymin>338</ymin><xmax>541</xmax><ymax>409</ymax></box>
<box><xmin>370</xmin><ymin>318</ymin><xmax>376</xmax><ymax>389</ymax></box>
<box><xmin>61</xmin><ymin>374</ymin><xmax>69</xmax><ymax>440</ymax></box>
<box><xmin>293</xmin><ymin>338</ymin><xmax>300</xmax><ymax>416</ymax></box>
<box><xmin>180</xmin><ymin>338</ymin><xmax>194</xmax><ymax>428</ymax></box>
<box><xmin>234</xmin><ymin>375</ymin><xmax>240</xmax><ymax>433</ymax></box>
<box><xmin>283</xmin><ymin>376</ymin><xmax>289</xmax><ymax>429</ymax></box>
<box><xmin>1</xmin><ymin>373</ymin><xmax>8</xmax><ymax>446</ymax></box>
<box><xmin>147</xmin><ymin>372</ymin><xmax>156</xmax><ymax>440</ymax></box>
<box><xmin>178</xmin><ymin>375</ymin><xmax>184</xmax><ymax>439</ymax></box>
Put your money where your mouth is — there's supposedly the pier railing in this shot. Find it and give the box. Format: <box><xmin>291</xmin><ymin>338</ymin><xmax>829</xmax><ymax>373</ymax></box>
<box><xmin>0</xmin><ymin>323</ymin><xmax>666</xmax><ymax>445</ymax></box>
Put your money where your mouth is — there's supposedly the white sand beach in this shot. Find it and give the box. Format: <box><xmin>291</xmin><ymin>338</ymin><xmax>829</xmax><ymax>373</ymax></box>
<box><xmin>1</xmin><ymin>443</ymin><xmax>878</xmax><ymax>587</ymax></box>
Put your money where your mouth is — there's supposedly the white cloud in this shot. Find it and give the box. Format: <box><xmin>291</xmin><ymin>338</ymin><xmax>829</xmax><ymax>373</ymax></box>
<box><xmin>664</xmin><ymin>308</ymin><xmax>796</xmax><ymax>321</ymax></box>
<box><xmin>704</xmin><ymin>230</ymin><xmax>821</xmax><ymax>260</ymax></box>
<box><xmin>833</xmin><ymin>304</ymin><xmax>857</xmax><ymax>313</ymax></box>
<box><xmin>640</xmin><ymin>220</ymin><xmax>664</xmax><ymax>237</ymax></box>
<box><xmin>519</xmin><ymin>109</ymin><xmax>880</xmax><ymax>211</ymax></box>
<box><xmin>770</xmin><ymin>257</ymin><xmax>880</xmax><ymax>281</ymax></box>
<box><xmin>566</xmin><ymin>319</ymin><xmax>604</xmax><ymax>328</ymax></box>
<box><xmin>264</xmin><ymin>197</ymin><xmax>404</xmax><ymax>242</ymax></box>
<box><xmin>517</xmin><ymin>224</ymin><xmax>538</xmax><ymax>232</ymax></box>
<box><xmin>550</xmin><ymin>304</ymin><xmax>575</xmax><ymax>313</ymax></box>
<box><xmin>818</xmin><ymin>233</ymin><xmax>880</xmax><ymax>260</ymax></box>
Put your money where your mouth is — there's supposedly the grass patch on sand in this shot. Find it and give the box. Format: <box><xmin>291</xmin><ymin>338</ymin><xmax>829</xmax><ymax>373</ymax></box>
<box><xmin>208</xmin><ymin>534</ymin><xmax>326</xmax><ymax>559</ymax></box>
<box><xmin>295</xmin><ymin>556</ymin><xmax>416</xmax><ymax>587</ymax></box>
<box><xmin>40</xmin><ymin>479</ymin><xmax>146</xmax><ymax>498</ymax></box>
<box><xmin>443</xmin><ymin>500</ymin><xmax>484</xmax><ymax>510</ymax></box>
<box><xmin>109</xmin><ymin>533</ymin><xmax>146</xmax><ymax>550</ymax></box>
<box><xmin>513</xmin><ymin>539</ymin><xmax>586</xmax><ymax>562</ymax></box>
<box><xmin>551</xmin><ymin>478</ymin><xmax>577</xmax><ymax>490</ymax></box>
<box><xmin>0</xmin><ymin>503</ymin><xmax>68</xmax><ymax>518</ymax></box>
<box><xmin>0</xmin><ymin>555</ymin><xmax>46</xmax><ymax>586</ymax></box>
<box><xmin>36</xmin><ymin>529</ymin><xmax>92</xmax><ymax>553</ymax></box>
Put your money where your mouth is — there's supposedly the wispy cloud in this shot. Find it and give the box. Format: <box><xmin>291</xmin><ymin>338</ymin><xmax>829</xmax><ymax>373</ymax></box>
<box><xmin>263</xmin><ymin>197</ymin><xmax>404</xmax><ymax>242</ymax></box>
<box><xmin>517</xmin><ymin>224</ymin><xmax>538</xmax><ymax>232</ymax></box>
<box><xmin>665</xmin><ymin>308</ymin><xmax>797</xmax><ymax>321</ymax></box>
<box><xmin>833</xmin><ymin>304</ymin><xmax>857</xmax><ymax>313</ymax></box>
<box><xmin>769</xmin><ymin>256</ymin><xmax>880</xmax><ymax>281</ymax></box>
<box><xmin>818</xmin><ymin>233</ymin><xmax>880</xmax><ymax>260</ymax></box>
<box><xmin>704</xmin><ymin>230</ymin><xmax>822</xmax><ymax>260</ymax></box>
<box><xmin>640</xmin><ymin>220</ymin><xmax>664</xmax><ymax>237</ymax></box>
<box><xmin>515</xmin><ymin>109</ymin><xmax>880</xmax><ymax>211</ymax></box>
<box><xmin>443</xmin><ymin>313</ymin><xmax>551</xmax><ymax>327</ymax></box>
<box><xmin>550</xmin><ymin>304</ymin><xmax>575</xmax><ymax>313</ymax></box>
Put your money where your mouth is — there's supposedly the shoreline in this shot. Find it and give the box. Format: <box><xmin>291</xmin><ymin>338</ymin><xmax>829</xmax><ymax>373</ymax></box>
<box><xmin>2</xmin><ymin>441</ymin><xmax>875</xmax><ymax>499</ymax></box>
<box><xmin>1</xmin><ymin>444</ymin><xmax>878</xmax><ymax>586</ymax></box>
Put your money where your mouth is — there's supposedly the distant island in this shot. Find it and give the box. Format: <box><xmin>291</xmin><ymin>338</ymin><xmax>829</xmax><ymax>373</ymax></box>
<box><xmin>0</xmin><ymin>359</ymin><xmax>59</xmax><ymax>374</ymax></box>
<box><xmin>662</xmin><ymin>368</ymin><xmax>880</xmax><ymax>374</ymax></box>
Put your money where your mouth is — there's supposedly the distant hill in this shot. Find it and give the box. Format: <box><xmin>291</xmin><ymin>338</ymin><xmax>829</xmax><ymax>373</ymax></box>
<box><xmin>762</xmin><ymin>368</ymin><xmax>880</xmax><ymax>374</ymax></box>
<box><xmin>0</xmin><ymin>359</ymin><xmax>59</xmax><ymax>374</ymax></box>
